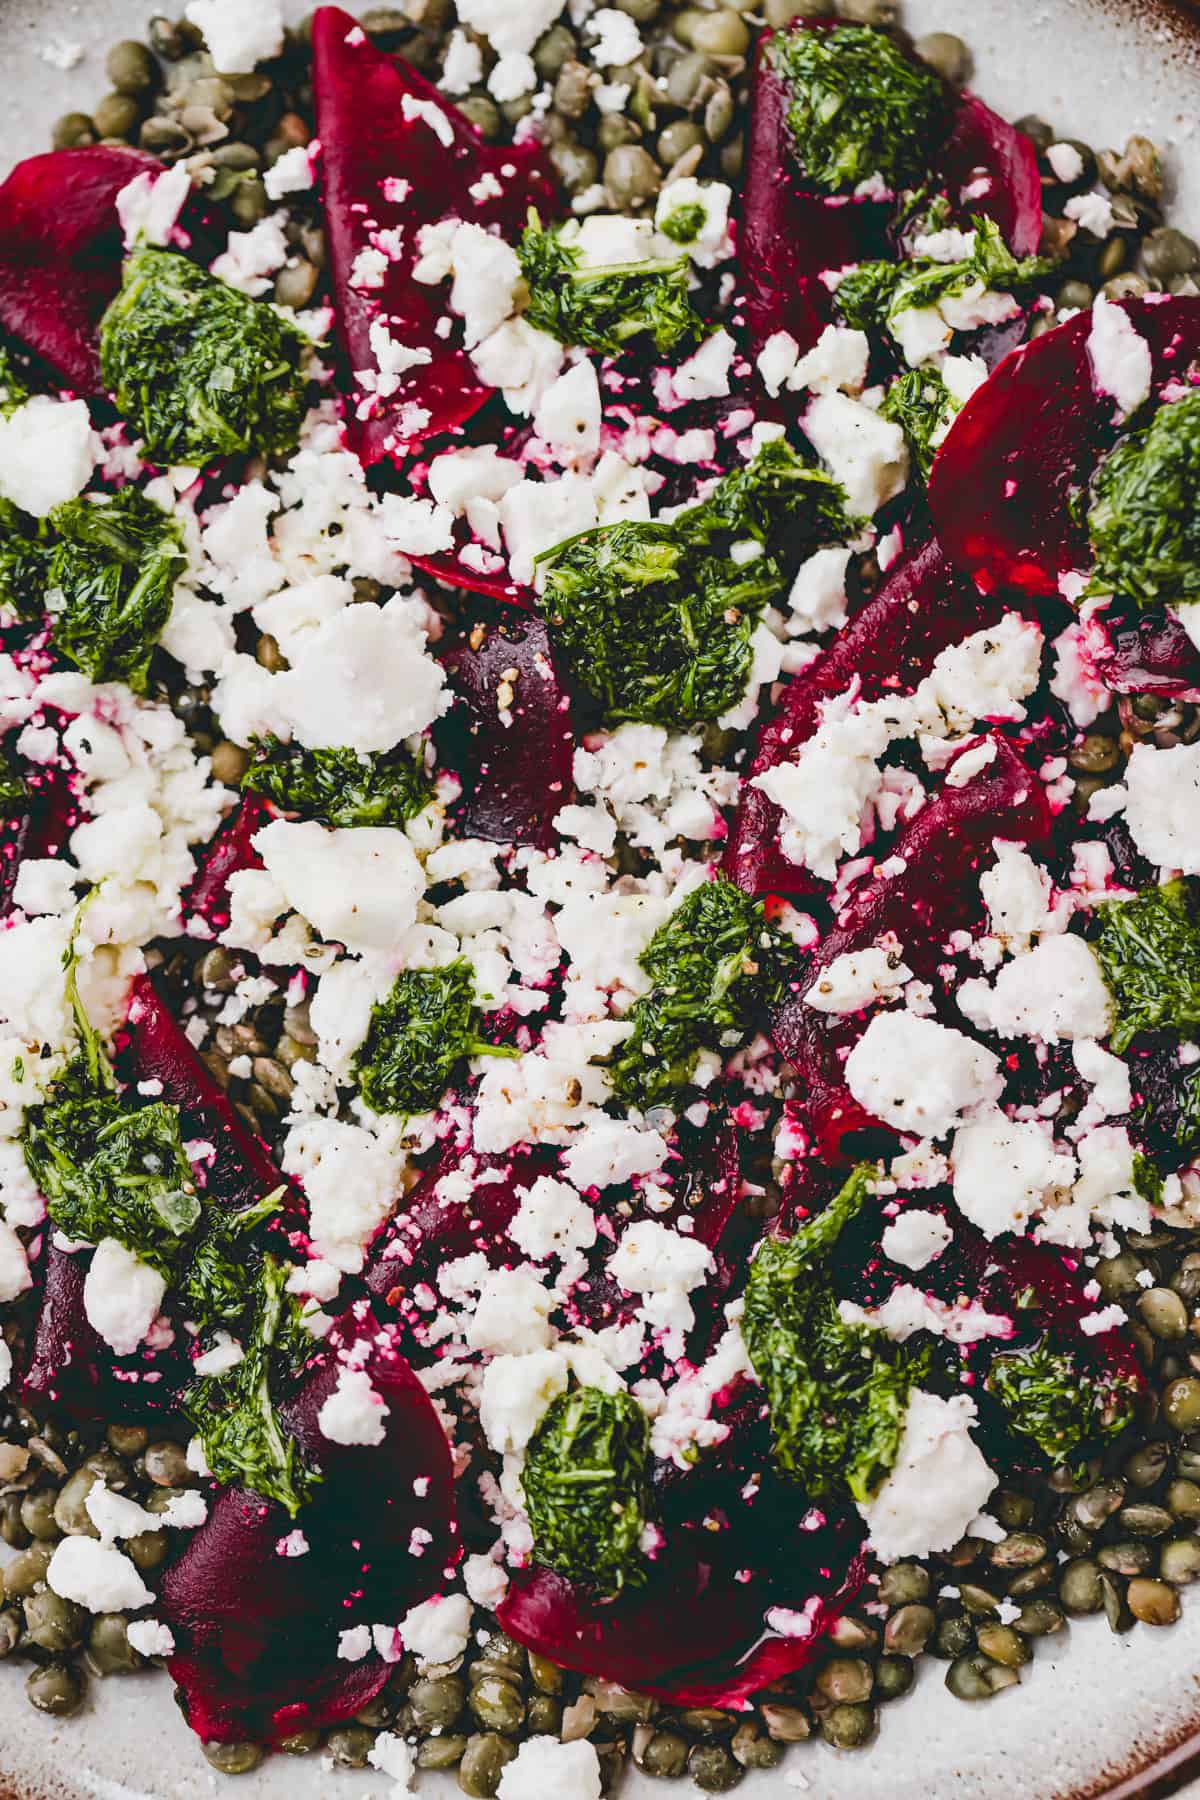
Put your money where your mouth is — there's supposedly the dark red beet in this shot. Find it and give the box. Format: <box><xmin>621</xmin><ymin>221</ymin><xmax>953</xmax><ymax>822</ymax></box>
<box><xmin>161</xmin><ymin>1311</ymin><xmax>456</xmax><ymax>1745</ymax></box>
<box><xmin>739</xmin><ymin>22</ymin><xmax>890</xmax><ymax>359</ymax></box>
<box><xmin>365</xmin><ymin>1140</ymin><xmax>556</xmax><ymax>1307</ymax></box>
<box><xmin>0</xmin><ymin>765</ymin><xmax>78</xmax><ymax>919</ymax></box>
<box><xmin>20</xmin><ymin>1241</ymin><xmax>184</xmax><ymax>1421</ymax></box>
<box><xmin>1093</xmin><ymin>604</ymin><xmax>1200</xmax><ymax>699</ymax></box>
<box><xmin>724</xmin><ymin>537</ymin><xmax>1005</xmax><ymax>899</ymax></box>
<box><xmin>771</xmin><ymin>734</ymin><xmax>1053</xmax><ymax>1161</ymax></box>
<box><xmin>439</xmin><ymin>612</ymin><xmax>574</xmax><ymax>848</ymax></box>
<box><xmin>184</xmin><ymin>794</ymin><xmax>270</xmax><ymax>935</ymax></box>
<box><xmin>500</xmin><ymin>1519</ymin><xmax>863</xmax><ymax>1706</ymax></box>
<box><xmin>409</xmin><ymin>548</ymin><xmax>534</xmax><ymax>608</ymax></box>
<box><xmin>312</xmin><ymin>5</ymin><xmax>558</xmax><ymax>465</ymax></box>
<box><xmin>739</xmin><ymin>25</ymin><xmax>1041</xmax><ymax>361</ymax></box>
<box><xmin>929</xmin><ymin>295</ymin><xmax>1200</xmax><ymax>597</ymax></box>
<box><xmin>123</xmin><ymin>972</ymin><xmax>299</xmax><ymax>1214</ymax></box>
<box><xmin>938</xmin><ymin>93</ymin><xmax>1042</xmax><ymax>259</ymax></box>
<box><xmin>0</xmin><ymin>147</ymin><xmax>161</xmax><ymax>394</ymax></box>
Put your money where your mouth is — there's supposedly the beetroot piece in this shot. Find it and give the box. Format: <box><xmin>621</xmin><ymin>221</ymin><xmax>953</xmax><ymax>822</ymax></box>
<box><xmin>184</xmin><ymin>793</ymin><xmax>270</xmax><ymax>935</ymax></box>
<box><xmin>409</xmin><ymin>547</ymin><xmax>534</xmax><ymax>608</ymax></box>
<box><xmin>937</xmin><ymin>93</ymin><xmax>1042</xmax><ymax>260</ymax></box>
<box><xmin>365</xmin><ymin>1141</ymin><xmax>556</xmax><ymax>1308</ymax></box>
<box><xmin>739</xmin><ymin>24</ymin><xmax>1042</xmax><ymax>361</ymax></box>
<box><xmin>1091</xmin><ymin>603</ymin><xmax>1200</xmax><ymax>700</ymax></box>
<box><xmin>724</xmin><ymin>537</ymin><xmax>1004</xmax><ymax>899</ymax></box>
<box><xmin>739</xmin><ymin>23</ymin><xmax>890</xmax><ymax>359</ymax></box>
<box><xmin>929</xmin><ymin>295</ymin><xmax>1200</xmax><ymax>597</ymax></box>
<box><xmin>123</xmin><ymin>972</ymin><xmax>299</xmax><ymax>1214</ymax></box>
<box><xmin>500</xmin><ymin>1517</ymin><xmax>863</xmax><ymax>1707</ymax></box>
<box><xmin>0</xmin><ymin>765</ymin><xmax>78</xmax><ymax>919</ymax></box>
<box><xmin>311</xmin><ymin>5</ymin><xmax>558</xmax><ymax>465</ymax></box>
<box><xmin>0</xmin><ymin>147</ymin><xmax>161</xmax><ymax>394</ymax></box>
<box><xmin>439</xmin><ymin>612</ymin><xmax>575</xmax><ymax>848</ymax></box>
<box><xmin>20</xmin><ymin>1241</ymin><xmax>184</xmax><ymax>1421</ymax></box>
<box><xmin>161</xmin><ymin>1313</ymin><xmax>457</xmax><ymax>1745</ymax></box>
<box><xmin>771</xmin><ymin>734</ymin><xmax>1053</xmax><ymax>1161</ymax></box>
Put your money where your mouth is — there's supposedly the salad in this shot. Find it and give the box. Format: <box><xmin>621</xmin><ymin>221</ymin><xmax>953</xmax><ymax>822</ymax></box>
<box><xmin>0</xmin><ymin>2</ymin><xmax>1198</xmax><ymax>1796</ymax></box>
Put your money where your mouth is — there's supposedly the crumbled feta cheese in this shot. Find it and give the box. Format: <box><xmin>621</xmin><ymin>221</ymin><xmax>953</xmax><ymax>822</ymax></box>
<box><xmin>414</xmin><ymin>219</ymin><xmax>523</xmax><ymax>348</ymax></box>
<box><xmin>958</xmin><ymin>935</ymin><xmax>1113</xmax><ymax>1043</ymax></box>
<box><xmin>839</xmin><ymin>1286</ymin><xmax>1009</xmax><ymax>1344</ymax></box>
<box><xmin>609</xmin><ymin>1220</ymin><xmax>714</xmax><ymax>1343</ymax></box>
<box><xmin>116</xmin><ymin>163</ymin><xmax>191</xmax><ymax>249</ymax></box>
<box><xmin>805</xmin><ymin>945</ymin><xmax>912</xmax><ymax>1014</ymax></box>
<box><xmin>751</xmin><ymin>689</ymin><xmax>896</xmax><ymax>882</ymax></box>
<box><xmin>1073</xmin><ymin>1039</ymin><xmax>1132</xmax><ymax>1121</ymax></box>
<box><xmin>858</xmin><ymin>1391</ymin><xmax>996</xmax><ymax>1562</ymax></box>
<box><xmin>804</xmin><ymin>392</ymin><xmax>909</xmax><ymax>516</ymax></box>
<box><xmin>488</xmin><ymin>52</ymin><xmax>537</xmax><ymax>102</ymax></box>
<box><xmin>980</xmin><ymin>840</ymin><xmax>1056</xmax><ymax>947</ymax></box>
<box><xmin>533</xmin><ymin>361</ymin><xmax>602</xmax><ymax>462</ymax></box>
<box><xmin>587</xmin><ymin>7</ymin><xmax>643</xmax><ymax>65</ymax></box>
<box><xmin>1065</xmin><ymin>192</ymin><xmax>1116</xmax><ymax>238</ymax></box>
<box><xmin>441</xmin><ymin>30</ymin><xmax>484</xmax><ymax>94</ymax></box>
<box><xmin>211</xmin><ymin>214</ymin><xmax>290</xmax><ymax>297</ymax></box>
<box><xmin>671</xmin><ymin>330</ymin><xmax>737</xmax><ymax>402</ymax></box>
<box><xmin>497</xmin><ymin>1739</ymin><xmax>603</xmax><ymax>1800</ymax></box>
<box><xmin>786</xmin><ymin>545</ymin><xmax>853</xmax><ymax>636</ymax></box>
<box><xmin>255</xmin><ymin>819</ymin><xmax>423</xmax><ymax>952</ymax></box>
<box><xmin>952</xmin><ymin>1112</ymin><xmax>1077</xmax><ymax>1238</ymax></box>
<box><xmin>510</xmin><ymin>1175</ymin><xmax>598</xmax><ymax>1262</ymax></box>
<box><xmin>399</xmin><ymin>1591</ymin><xmax>472</xmax><ymax>1666</ymax></box>
<box><xmin>789</xmin><ymin>324</ymin><xmax>871</xmax><ymax>396</ymax></box>
<box><xmin>468</xmin><ymin>1267</ymin><xmax>557</xmax><ymax>1354</ymax></box>
<box><xmin>845</xmin><ymin>1013</ymin><xmax>1003</xmax><ymax>1139</ymax></box>
<box><xmin>0</xmin><ymin>397</ymin><xmax>98</xmax><ymax>518</ymax></box>
<box><xmin>263</xmin><ymin>144</ymin><xmax>314</xmax><ymax>202</ymax></box>
<box><xmin>185</xmin><ymin>0</ymin><xmax>283</xmax><ymax>69</ymax></box>
<box><xmin>282</xmin><ymin>1116</ymin><xmax>407</xmax><ymax>1272</ymax></box>
<box><xmin>0</xmin><ymin>1220</ymin><xmax>31</xmax><ymax>1304</ymax></box>
<box><xmin>454</xmin><ymin>0</ymin><xmax>562</xmax><ymax>55</ymax></box>
<box><xmin>463</xmin><ymin>1553</ymin><xmax>510</xmax><ymax>1608</ymax></box>
<box><xmin>47</xmin><ymin>1536</ymin><xmax>154</xmax><ymax>1612</ymax></box>
<box><xmin>126</xmin><ymin>1619</ymin><xmax>176</xmax><ymax>1657</ymax></box>
<box><xmin>561</xmin><ymin>1116</ymin><xmax>671</xmax><ymax>1189</ymax></box>
<box><xmin>880</xmin><ymin>1209</ymin><xmax>953</xmax><ymax>1271</ymax></box>
<box><xmin>1087</xmin><ymin>293</ymin><xmax>1153</xmax><ymax>418</ymax></box>
<box><xmin>479</xmin><ymin>1349</ymin><xmax>569</xmax><ymax>1454</ymax></box>
<box><xmin>318</xmin><ymin>1365</ymin><xmax>390</xmax><ymax>1447</ymax></box>
<box><xmin>83</xmin><ymin>1239</ymin><xmax>167</xmax><ymax>1357</ymax></box>
<box><xmin>1124</xmin><ymin>740</ymin><xmax>1200</xmax><ymax>874</ymax></box>
<box><xmin>368</xmin><ymin>1732</ymin><xmax>416</xmax><ymax>1794</ymax></box>
<box><xmin>654</xmin><ymin>178</ymin><xmax>732</xmax><ymax>268</ymax></box>
<box><xmin>912</xmin><ymin>613</ymin><xmax>1043</xmax><ymax>738</ymax></box>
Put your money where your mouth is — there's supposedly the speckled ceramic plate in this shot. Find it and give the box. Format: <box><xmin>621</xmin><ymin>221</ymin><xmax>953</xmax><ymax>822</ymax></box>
<box><xmin>2</xmin><ymin>1</ymin><xmax>1200</xmax><ymax>1795</ymax></box>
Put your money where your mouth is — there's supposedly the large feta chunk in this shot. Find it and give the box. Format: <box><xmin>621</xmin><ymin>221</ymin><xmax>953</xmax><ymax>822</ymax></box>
<box><xmin>845</xmin><ymin>1012</ymin><xmax>1003</xmax><ymax>1138</ymax></box>
<box><xmin>958</xmin><ymin>935</ymin><xmax>1113</xmax><ymax>1043</ymax></box>
<box><xmin>254</xmin><ymin>819</ymin><xmax>423</xmax><ymax>951</ymax></box>
<box><xmin>858</xmin><ymin>1390</ymin><xmax>996</xmax><ymax>1562</ymax></box>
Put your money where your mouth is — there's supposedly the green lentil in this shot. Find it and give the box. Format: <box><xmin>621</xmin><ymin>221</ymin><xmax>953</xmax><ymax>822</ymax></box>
<box><xmin>688</xmin><ymin>1742</ymin><xmax>744</xmax><ymax>1791</ymax></box>
<box><xmin>26</xmin><ymin>1661</ymin><xmax>85</xmax><ymax>1717</ymax></box>
<box><xmin>945</xmin><ymin>1653</ymin><xmax>1020</xmax><ymax>1701</ymax></box>
<box><xmin>819</xmin><ymin>1702</ymin><xmax>877</xmax><ymax>1748</ymax></box>
<box><xmin>1128</xmin><ymin>1577</ymin><xmax>1182</xmax><ymax>1625</ymax></box>
<box><xmin>458</xmin><ymin>1733</ymin><xmax>516</xmax><ymax>1797</ymax></box>
<box><xmin>201</xmin><ymin>1742</ymin><xmax>264</xmax><ymax>1775</ymax></box>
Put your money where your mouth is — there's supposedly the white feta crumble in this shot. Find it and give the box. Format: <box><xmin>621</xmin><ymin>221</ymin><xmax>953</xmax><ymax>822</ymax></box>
<box><xmin>479</xmin><ymin>1349</ymin><xmax>569</xmax><ymax>1455</ymax></box>
<box><xmin>454</xmin><ymin>0</ymin><xmax>562</xmax><ymax>55</ymax></box>
<box><xmin>47</xmin><ymin>1537</ymin><xmax>154</xmax><ymax>1612</ymax></box>
<box><xmin>609</xmin><ymin>1220</ymin><xmax>714</xmax><ymax>1343</ymax></box>
<box><xmin>264</xmin><ymin>144</ymin><xmax>314</xmax><ymax>202</ymax></box>
<box><xmin>317</xmin><ymin>1365</ymin><xmax>390</xmax><ymax>1447</ymax></box>
<box><xmin>488</xmin><ymin>52</ymin><xmax>538</xmax><ymax>102</ymax></box>
<box><xmin>654</xmin><ymin>178</ymin><xmax>732</xmax><ymax>268</ymax></box>
<box><xmin>116</xmin><ymin>163</ymin><xmax>191</xmax><ymax>249</ymax></box>
<box><xmin>958</xmin><ymin>935</ymin><xmax>1113</xmax><ymax>1043</ymax></box>
<box><xmin>587</xmin><ymin>7</ymin><xmax>643</xmax><ymax>65</ymax></box>
<box><xmin>399</xmin><ymin>1592</ymin><xmax>473</xmax><ymax>1666</ymax></box>
<box><xmin>282</xmin><ymin>1117</ymin><xmax>407</xmax><ymax>1273</ymax></box>
<box><xmin>561</xmin><ymin>1115</ymin><xmax>671</xmax><ymax>1188</ymax></box>
<box><xmin>1046</xmin><ymin>142</ymin><xmax>1085</xmax><ymax>183</ymax></box>
<box><xmin>0</xmin><ymin>397</ymin><xmax>98</xmax><ymax>518</ymax></box>
<box><xmin>126</xmin><ymin>1619</ymin><xmax>176</xmax><ymax>1657</ymax></box>
<box><xmin>857</xmin><ymin>1391</ymin><xmax>996</xmax><ymax>1562</ymax></box>
<box><xmin>804</xmin><ymin>945</ymin><xmax>912</xmax><ymax>1015</ymax></box>
<box><xmin>671</xmin><ymin>329</ymin><xmax>737</xmax><ymax>402</ymax></box>
<box><xmin>184</xmin><ymin>0</ymin><xmax>284</xmax><ymax>69</ymax></box>
<box><xmin>533</xmin><ymin>360</ymin><xmax>602</xmax><ymax>462</ymax></box>
<box><xmin>1123</xmin><ymin>741</ymin><xmax>1200</xmax><ymax>874</ymax></box>
<box><xmin>83</xmin><ymin>1239</ymin><xmax>167</xmax><ymax>1358</ymax></box>
<box><xmin>497</xmin><ymin>1739</ymin><xmax>603</xmax><ymax>1800</ymax></box>
<box><xmin>440</xmin><ymin>30</ymin><xmax>484</xmax><ymax>94</ymax></box>
<box><xmin>845</xmin><ymin>1012</ymin><xmax>1003</xmax><ymax>1139</ymax></box>
<box><xmin>952</xmin><ymin>1112</ymin><xmax>1077</xmax><ymax>1238</ymax></box>
<box><xmin>468</xmin><ymin>1267</ymin><xmax>557</xmax><ymax>1355</ymax></box>
<box><xmin>510</xmin><ymin>1174</ymin><xmax>598</xmax><ymax>1262</ymax></box>
<box><xmin>881</xmin><ymin>1209</ymin><xmax>953</xmax><ymax>1271</ymax></box>
<box><xmin>1065</xmin><ymin>192</ymin><xmax>1117</xmax><ymax>238</ymax></box>
<box><xmin>804</xmin><ymin>392</ymin><xmax>909</xmax><ymax>516</ymax></box>
<box><xmin>368</xmin><ymin>1731</ymin><xmax>416</xmax><ymax>1794</ymax></box>
<box><xmin>1087</xmin><ymin>293</ymin><xmax>1153</xmax><ymax>418</ymax></box>
<box><xmin>254</xmin><ymin>819</ymin><xmax>424</xmax><ymax>952</ymax></box>
<box><xmin>785</xmin><ymin>545</ymin><xmax>853</xmax><ymax>636</ymax></box>
<box><xmin>1073</xmin><ymin>1038</ymin><xmax>1132</xmax><ymax>1122</ymax></box>
<box><xmin>980</xmin><ymin>840</ymin><xmax>1057</xmax><ymax>947</ymax></box>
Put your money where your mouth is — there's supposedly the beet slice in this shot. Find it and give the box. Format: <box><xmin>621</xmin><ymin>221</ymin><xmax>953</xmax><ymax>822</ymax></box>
<box><xmin>937</xmin><ymin>93</ymin><xmax>1042</xmax><ymax>260</ymax></box>
<box><xmin>409</xmin><ymin>548</ymin><xmax>534</xmax><ymax>608</ymax></box>
<box><xmin>438</xmin><ymin>611</ymin><xmax>575</xmax><ymax>848</ymax></box>
<box><xmin>122</xmin><ymin>972</ymin><xmax>300</xmax><ymax>1214</ymax></box>
<box><xmin>500</xmin><ymin>1507</ymin><xmax>863</xmax><ymax>1706</ymax></box>
<box><xmin>0</xmin><ymin>765</ymin><xmax>79</xmax><ymax>919</ymax></box>
<box><xmin>1088</xmin><ymin>603</ymin><xmax>1200</xmax><ymax>700</ymax></box>
<box><xmin>311</xmin><ymin>5</ymin><xmax>558</xmax><ymax>466</ymax></box>
<box><xmin>0</xmin><ymin>146</ymin><xmax>161</xmax><ymax>394</ymax></box>
<box><xmin>771</xmin><ymin>733</ymin><xmax>1053</xmax><ymax>1161</ymax></box>
<box><xmin>739</xmin><ymin>22</ymin><xmax>890</xmax><ymax>359</ymax></box>
<box><xmin>160</xmin><ymin>1311</ymin><xmax>456</xmax><ymax>1745</ymax></box>
<box><xmin>929</xmin><ymin>295</ymin><xmax>1200</xmax><ymax>597</ymax></box>
<box><xmin>724</xmin><ymin>537</ymin><xmax>1006</xmax><ymax>900</ymax></box>
<box><xmin>739</xmin><ymin>24</ymin><xmax>1042</xmax><ymax>360</ymax></box>
<box><xmin>184</xmin><ymin>793</ymin><xmax>270</xmax><ymax>935</ymax></box>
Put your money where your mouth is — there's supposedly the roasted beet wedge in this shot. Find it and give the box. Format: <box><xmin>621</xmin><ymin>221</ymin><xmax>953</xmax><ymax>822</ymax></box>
<box><xmin>409</xmin><ymin>546</ymin><xmax>534</xmax><ymax>608</ymax></box>
<box><xmin>439</xmin><ymin>611</ymin><xmax>574</xmax><ymax>848</ymax></box>
<box><xmin>184</xmin><ymin>793</ymin><xmax>270</xmax><ymax>935</ymax></box>
<box><xmin>122</xmin><ymin>972</ymin><xmax>300</xmax><ymax>1213</ymax></box>
<box><xmin>21</xmin><ymin>1240</ymin><xmax>184</xmax><ymax>1420</ymax></box>
<box><xmin>312</xmin><ymin>4</ymin><xmax>558</xmax><ymax>465</ymax></box>
<box><xmin>929</xmin><ymin>295</ymin><xmax>1200</xmax><ymax>597</ymax></box>
<box><xmin>724</xmin><ymin>537</ymin><xmax>1005</xmax><ymax>899</ymax></box>
<box><xmin>0</xmin><ymin>765</ymin><xmax>78</xmax><ymax>919</ymax></box>
<box><xmin>772</xmin><ymin>734</ymin><xmax>1053</xmax><ymax>1161</ymax></box>
<box><xmin>161</xmin><ymin>1312</ymin><xmax>456</xmax><ymax>1745</ymax></box>
<box><xmin>500</xmin><ymin>1511</ymin><xmax>863</xmax><ymax>1707</ymax></box>
<box><xmin>0</xmin><ymin>146</ymin><xmax>160</xmax><ymax>394</ymax></box>
<box><xmin>739</xmin><ymin>22</ymin><xmax>1042</xmax><ymax>360</ymax></box>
